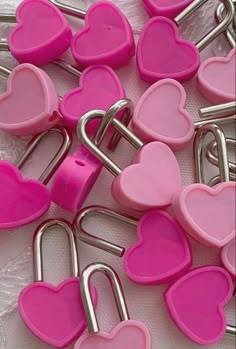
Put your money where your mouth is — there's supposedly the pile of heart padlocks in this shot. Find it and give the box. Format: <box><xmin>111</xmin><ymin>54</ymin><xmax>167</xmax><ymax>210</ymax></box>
<box><xmin>0</xmin><ymin>0</ymin><xmax>235</xmax><ymax>348</ymax></box>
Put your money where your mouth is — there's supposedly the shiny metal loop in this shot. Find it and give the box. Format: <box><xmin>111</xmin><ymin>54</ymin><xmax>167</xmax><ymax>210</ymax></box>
<box><xmin>95</xmin><ymin>99</ymin><xmax>134</xmax><ymax>151</ymax></box>
<box><xmin>193</xmin><ymin>124</ymin><xmax>230</xmax><ymax>184</ymax></box>
<box><xmin>194</xmin><ymin>113</ymin><xmax>236</xmax><ymax>130</ymax></box>
<box><xmin>208</xmin><ymin>172</ymin><xmax>236</xmax><ymax>186</ymax></box>
<box><xmin>216</xmin><ymin>0</ymin><xmax>236</xmax><ymax>48</ymax></box>
<box><xmin>199</xmin><ymin>101</ymin><xmax>236</xmax><ymax>118</ymax></box>
<box><xmin>74</xmin><ymin>206</ymin><xmax>138</xmax><ymax>257</ymax></box>
<box><xmin>206</xmin><ymin>138</ymin><xmax>236</xmax><ymax>173</ymax></box>
<box><xmin>80</xmin><ymin>263</ymin><xmax>130</xmax><ymax>334</ymax></box>
<box><xmin>175</xmin><ymin>0</ymin><xmax>234</xmax><ymax>51</ymax></box>
<box><xmin>48</xmin><ymin>0</ymin><xmax>86</xmax><ymax>19</ymax></box>
<box><xmin>33</xmin><ymin>219</ymin><xmax>79</xmax><ymax>282</ymax></box>
<box><xmin>77</xmin><ymin>108</ymin><xmax>143</xmax><ymax>177</ymax></box>
<box><xmin>14</xmin><ymin>126</ymin><xmax>72</xmax><ymax>184</ymax></box>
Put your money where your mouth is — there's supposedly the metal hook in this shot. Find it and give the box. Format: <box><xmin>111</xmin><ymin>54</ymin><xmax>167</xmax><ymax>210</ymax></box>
<box><xmin>206</xmin><ymin>137</ymin><xmax>236</xmax><ymax>174</ymax></box>
<box><xmin>216</xmin><ymin>0</ymin><xmax>236</xmax><ymax>48</ymax></box>
<box><xmin>199</xmin><ymin>101</ymin><xmax>236</xmax><ymax>118</ymax></box>
<box><xmin>73</xmin><ymin>206</ymin><xmax>138</xmax><ymax>257</ymax></box>
<box><xmin>33</xmin><ymin>219</ymin><xmax>79</xmax><ymax>282</ymax></box>
<box><xmin>175</xmin><ymin>0</ymin><xmax>234</xmax><ymax>51</ymax></box>
<box><xmin>77</xmin><ymin>106</ymin><xmax>143</xmax><ymax>177</ymax></box>
<box><xmin>14</xmin><ymin>126</ymin><xmax>72</xmax><ymax>185</ymax></box>
<box><xmin>80</xmin><ymin>263</ymin><xmax>130</xmax><ymax>334</ymax></box>
<box><xmin>193</xmin><ymin>124</ymin><xmax>230</xmax><ymax>184</ymax></box>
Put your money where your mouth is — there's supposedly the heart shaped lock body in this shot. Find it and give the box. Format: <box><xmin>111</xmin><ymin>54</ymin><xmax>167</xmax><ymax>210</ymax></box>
<box><xmin>197</xmin><ymin>49</ymin><xmax>236</xmax><ymax>104</ymax></box>
<box><xmin>0</xmin><ymin>63</ymin><xmax>60</xmax><ymax>136</ymax></box>
<box><xmin>137</xmin><ymin>17</ymin><xmax>200</xmax><ymax>83</ymax></box>
<box><xmin>112</xmin><ymin>141</ymin><xmax>182</xmax><ymax>211</ymax></box>
<box><xmin>71</xmin><ymin>1</ymin><xmax>135</xmax><ymax>69</ymax></box>
<box><xmin>131</xmin><ymin>79</ymin><xmax>194</xmax><ymax>151</ymax></box>
<box><xmin>173</xmin><ymin>182</ymin><xmax>236</xmax><ymax>248</ymax></box>
<box><xmin>125</xmin><ymin>210</ymin><xmax>192</xmax><ymax>285</ymax></box>
<box><xmin>8</xmin><ymin>0</ymin><xmax>73</xmax><ymax>65</ymax></box>
<box><xmin>143</xmin><ymin>0</ymin><xmax>193</xmax><ymax>19</ymax></box>
<box><xmin>0</xmin><ymin>161</ymin><xmax>50</xmax><ymax>229</ymax></box>
<box><xmin>164</xmin><ymin>266</ymin><xmax>234</xmax><ymax>345</ymax></box>
<box><xmin>221</xmin><ymin>238</ymin><xmax>236</xmax><ymax>278</ymax></box>
<box><xmin>60</xmin><ymin>65</ymin><xmax>126</xmax><ymax>132</ymax></box>
<box><xmin>19</xmin><ymin>278</ymin><xmax>97</xmax><ymax>348</ymax></box>
<box><xmin>74</xmin><ymin>320</ymin><xmax>151</xmax><ymax>349</ymax></box>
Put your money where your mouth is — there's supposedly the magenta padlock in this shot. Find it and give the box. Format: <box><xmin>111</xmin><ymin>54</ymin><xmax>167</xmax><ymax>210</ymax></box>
<box><xmin>142</xmin><ymin>0</ymin><xmax>193</xmax><ymax>19</ymax></box>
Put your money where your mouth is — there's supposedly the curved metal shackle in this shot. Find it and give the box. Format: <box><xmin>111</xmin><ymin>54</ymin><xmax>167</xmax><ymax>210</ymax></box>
<box><xmin>208</xmin><ymin>172</ymin><xmax>236</xmax><ymax>186</ymax></box>
<box><xmin>80</xmin><ymin>263</ymin><xmax>130</xmax><ymax>334</ymax></box>
<box><xmin>33</xmin><ymin>219</ymin><xmax>79</xmax><ymax>282</ymax></box>
<box><xmin>14</xmin><ymin>126</ymin><xmax>72</xmax><ymax>185</ymax></box>
<box><xmin>73</xmin><ymin>206</ymin><xmax>138</xmax><ymax>257</ymax></box>
<box><xmin>206</xmin><ymin>138</ymin><xmax>236</xmax><ymax>174</ymax></box>
<box><xmin>77</xmin><ymin>105</ymin><xmax>143</xmax><ymax>177</ymax></box>
<box><xmin>193</xmin><ymin>124</ymin><xmax>230</xmax><ymax>184</ymax></box>
<box><xmin>175</xmin><ymin>0</ymin><xmax>234</xmax><ymax>51</ymax></box>
<box><xmin>216</xmin><ymin>0</ymin><xmax>236</xmax><ymax>48</ymax></box>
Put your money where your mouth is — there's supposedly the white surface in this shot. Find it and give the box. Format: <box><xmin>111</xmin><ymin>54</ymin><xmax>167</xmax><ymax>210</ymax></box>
<box><xmin>0</xmin><ymin>0</ymin><xmax>235</xmax><ymax>348</ymax></box>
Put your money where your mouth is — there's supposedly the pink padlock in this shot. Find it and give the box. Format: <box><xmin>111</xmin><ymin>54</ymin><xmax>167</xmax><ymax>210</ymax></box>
<box><xmin>221</xmin><ymin>238</ymin><xmax>236</xmax><ymax>278</ymax></box>
<box><xmin>74</xmin><ymin>206</ymin><xmax>192</xmax><ymax>286</ymax></box>
<box><xmin>77</xmin><ymin>107</ymin><xmax>182</xmax><ymax>211</ymax></box>
<box><xmin>142</xmin><ymin>0</ymin><xmax>193</xmax><ymax>19</ymax></box>
<box><xmin>0</xmin><ymin>126</ymin><xmax>71</xmax><ymax>229</ymax></box>
<box><xmin>137</xmin><ymin>0</ymin><xmax>234</xmax><ymax>82</ymax></box>
<box><xmin>74</xmin><ymin>263</ymin><xmax>151</xmax><ymax>349</ymax></box>
<box><xmin>164</xmin><ymin>266</ymin><xmax>235</xmax><ymax>345</ymax></box>
<box><xmin>18</xmin><ymin>219</ymin><xmax>97</xmax><ymax>348</ymax></box>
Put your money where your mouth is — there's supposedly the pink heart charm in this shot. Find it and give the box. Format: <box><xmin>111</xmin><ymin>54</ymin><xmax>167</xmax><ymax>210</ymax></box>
<box><xmin>9</xmin><ymin>0</ymin><xmax>73</xmax><ymax>65</ymax></box>
<box><xmin>173</xmin><ymin>182</ymin><xmax>236</xmax><ymax>248</ymax></box>
<box><xmin>164</xmin><ymin>266</ymin><xmax>234</xmax><ymax>345</ymax></box>
<box><xmin>197</xmin><ymin>49</ymin><xmax>236</xmax><ymax>104</ymax></box>
<box><xmin>74</xmin><ymin>320</ymin><xmax>151</xmax><ymax>349</ymax></box>
<box><xmin>131</xmin><ymin>79</ymin><xmax>194</xmax><ymax>151</ymax></box>
<box><xmin>0</xmin><ymin>63</ymin><xmax>60</xmax><ymax>136</ymax></box>
<box><xmin>221</xmin><ymin>238</ymin><xmax>236</xmax><ymax>278</ymax></box>
<box><xmin>60</xmin><ymin>65</ymin><xmax>126</xmax><ymax>132</ymax></box>
<box><xmin>0</xmin><ymin>161</ymin><xmax>50</xmax><ymax>229</ymax></box>
<box><xmin>124</xmin><ymin>210</ymin><xmax>192</xmax><ymax>285</ymax></box>
<box><xmin>71</xmin><ymin>1</ymin><xmax>135</xmax><ymax>69</ymax></box>
<box><xmin>137</xmin><ymin>17</ymin><xmax>200</xmax><ymax>83</ymax></box>
<box><xmin>143</xmin><ymin>0</ymin><xmax>193</xmax><ymax>19</ymax></box>
<box><xmin>112</xmin><ymin>141</ymin><xmax>182</xmax><ymax>211</ymax></box>
<box><xmin>19</xmin><ymin>278</ymin><xmax>97</xmax><ymax>348</ymax></box>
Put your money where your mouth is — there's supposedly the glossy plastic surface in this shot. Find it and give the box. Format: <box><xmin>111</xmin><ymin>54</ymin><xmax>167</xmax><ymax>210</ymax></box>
<box><xmin>71</xmin><ymin>1</ymin><xmax>135</xmax><ymax>69</ymax></box>
<box><xmin>9</xmin><ymin>0</ymin><xmax>73</xmax><ymax>65</ymax></box>
<box><xmin>143</xmin><ymin>0</ymin><xmax>193</xmax><ymax>19</ymax></box>
<box><xmin>221</xmin><ymin>238</ymin><xmax>236</xmax><ymax>278</ymax></box>
<box><xmin>0</xmin><ymin>63</ymin><xmax>60</xmax><ymax>136</ymax></box>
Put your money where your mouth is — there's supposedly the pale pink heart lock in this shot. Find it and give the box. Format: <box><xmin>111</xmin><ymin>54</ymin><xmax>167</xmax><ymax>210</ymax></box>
<box><xmin>0</xmin><ymin>127</ymin><xmax>71</xmax><ymax>229</ymax></box>
<box><xmin>77</xmin><ymin>106</ymin><xmax>182</xmax><ymax>211</ymax></box>
<box><xmin>51</xmin><ymin>99</ymin><xmax>133</xmax><ymax>213</ymax></box>
<box><xmin>74</xmin><ymin>263</ymin><xmax>151</xmax><ymax>349</ymax></box>
<box><xmin>173</xmin><ymin>123</ymin><xmax>236</xmax><ymax>248</ymax></box>
<box><xmin>142</xmin><ymin>0</ymin><xmax>193</xmax><ymax>19</ymax></box>
<box><xmin>74</xmin><ymin>206</ymin><xmax>192</xmax><ymax>286</ymax></box>
<box><xmin>137</xmin><ymin>0</ymin><xmax>234</xmax><ymax>83</ymax></box>
<box><xmin>164</xmin><ymin>266</ymin><xmax>235</xmax><ymax>345</ymax></box>
<box><xmin>18</xmin><ymin>219</ymin><xmax>97</xmax><ymax>348</ymax></box>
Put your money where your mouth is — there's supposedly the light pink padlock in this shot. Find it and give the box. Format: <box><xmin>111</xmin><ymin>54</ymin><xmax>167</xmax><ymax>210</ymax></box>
<box><xmin>77</xmin><ymin>107</ymin><xmax>182</xmax><ymax>211</ymax></box>
<box><xmin>18</xmin><ymin>219</ymin><xmax>97</xmax><ymax>348</ymax></box>
<box><xmin>74</xmin><ymin>263</ymin><xmax>151</xmax><ymax>349</ymax></box>
<box><xmin>137</xmin><ymin>0</ymin><xmax>234</xmax><ymax>83</ymax></box>
<box><xmin>173</xmin><ymin>123</ymin><xmax>236</xmax><ymax>248</ymax></box>
<box><xmin>51</xmin><ymin>100</ymin><xmax>133</xmax><ymax>213</ymax></box>
<box><xmin>0</xmin><ymin>126</ymin><xmax>71</xmax><ymax>229</ymax></box>
<box><xmin>74</xmin><ymin>206</ymin><xmax>192</xmax><ymax>286</ymax></box>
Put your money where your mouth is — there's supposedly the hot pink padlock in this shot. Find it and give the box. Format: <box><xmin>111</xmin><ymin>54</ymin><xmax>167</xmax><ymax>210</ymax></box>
<box><xmin>142</xmin><ymin>0</ymin><xmax>193</xmax><ymax>19</ymax></box>
<box><xmin>0</xmin><ymin>126</ymin><xmax>71</xmax><ymax>229</ymax></box>
<box><xmin>137</xmin><ymin>0</ymin><xmax>234</xmax><ymax>82</ymax></box>
<box><xmin>173</xmin><ymin>123</ymin><xmax>236</xmax><ymax>248</ymax></box>
<box><xmin>74</xmin><ymin>263</ymin><xmax>151</xmax><ymax>349</ymax></box>
<box><xmin>77</xmin><ymin>106</ymin><xmax>182</xmax><ymax>211</ymax></box>
<box><xmin>164</xmin><ymin>266</ymin><xmax>235</xmax><ymax>345</ymax></box>
<box><xmin>18</xmin><ymin>219</ymin><xmax>97</xmax><ymax>348</ymax></box>
<box><xmin>51</xmin><ymin>99</ymin><xmax>133</xmax><ymax>213</ymax></box>
<box><xmin>74</xmin><ymin>206</ymin><xmax>192</xmax><ymax>286</ymax></box>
